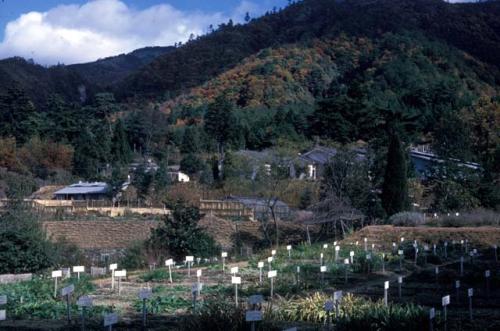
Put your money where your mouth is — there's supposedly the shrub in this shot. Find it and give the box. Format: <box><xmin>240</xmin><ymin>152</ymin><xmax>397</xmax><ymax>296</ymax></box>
<box><xmin>430</xmin><ymin>209</ymin><xmax>500</xmax><ymax>227</ymax></box>
<box><xmin>389</xmin><ymin>212</ymin><xmax>425</xmax><ymax>227</ymax></box>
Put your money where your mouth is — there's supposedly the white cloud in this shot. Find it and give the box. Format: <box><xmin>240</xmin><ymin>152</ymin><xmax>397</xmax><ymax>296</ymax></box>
<box><xmin>0</xmin><ymin>0</ymin><xmax>259</xmax><ymax>65</ymax></box>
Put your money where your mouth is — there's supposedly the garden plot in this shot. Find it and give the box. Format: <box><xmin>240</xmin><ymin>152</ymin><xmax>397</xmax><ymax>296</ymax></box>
<box><xmin>0</xmin><ymin>236</ymin><xmax>499</xmax><ymax>330</ymax></box>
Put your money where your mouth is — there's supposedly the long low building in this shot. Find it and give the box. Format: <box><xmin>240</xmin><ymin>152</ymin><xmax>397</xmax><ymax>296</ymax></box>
<box><xmin>54</xmin><ymin>182</ymin><xmax>110</xmax><ymax>200</ymax></box>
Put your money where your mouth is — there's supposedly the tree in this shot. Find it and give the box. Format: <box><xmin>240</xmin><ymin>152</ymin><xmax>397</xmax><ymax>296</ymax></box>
<box><xmin>148</xmin><ymin>201</ymin><xmax>219</xmax><ymax>260</ymax></box>
<box><xmin>0</xmin><ymin>87</ymin><xmax>38</xmax><ymax>142</ymax></box>
<box><xmin>0</xmin><ymin>203</ymin><xmax>55</xmax><ymax>273</ymax></box>
<box><xmin>180</xmin><ymin>126</ymin><xmax>201</xmax><ymax>154</ymax></box>
<box><xmin>244</xmin><ymin>12</ymin><xmax>251</xmax><ymax>22</ymax></box>
<box><xmin>204</xmin><ymin>95</ymin><xmax>235</xmax><ymax>176</ymax></box>
<box><xmin>381</xmin><ymin>133</ymin><xmax>409</xmax><ymax>216</ymax></box>
<box><xmin>111</xmin><ymin>119</ymin><xmax>132</xmax><ymax>165</ymax></box>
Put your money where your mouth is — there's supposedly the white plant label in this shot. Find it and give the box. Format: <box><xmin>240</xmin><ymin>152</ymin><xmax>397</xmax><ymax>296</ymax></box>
<box><xmin>401</xmin><ymin>237</ymin><xmax>405</xmax><ymax>242</ymax></box>
<box><xmin>268</xmin><ymin>270</ymin><xmax>277</xmax><ymax>278</ymax></box>
<box><xmin>468</xmin><ymin>288</ymin><xmax>474</xmax><ymax>297</ymax></box>
<box><xmin>197</xmin><ymin>269</ymin><xmax>202</xmax><ymax>277</ymax></box>
<box><xmin>442</xmin><ymin>295</ymin><xmax>450</xmax><ymax>306</ymax></box>
<box><xmin>231</xmin><ymin>267</ymin><xmax>239</xmax><ymax>274</ymax></box>
<box><xmin>0</xmin><ymin>310</ymin><xmax>5</xmax><ymax>321</ymax></box>
<box><xmin>0</xmin><ymin>295</ymin><xmax>6</xmax><ymax>305</ymax></box>
<box><xmin>334</xmin><ymin>290</ymin><xmax>343</xmax><ymax>302</ymax></box>
<box><xmin>109</xmin><ymin>263</ymin><xmax>118</xmax><ymax>271</ymax></box>
<box><xmin>344</xmin><ymin>258</ymin><xmax>349</xmax><ymax>265</ymax></box>
<box><xmin>384</xmin><ymin>281</ymin><xmax>389</xmax><ymax>290</ymax></box>
<box><xmin>335</xmin><ymin>246</ymin><xmax>340</xmax><ymax>251</ymax></box>
<box><xmin>139</xmin><ymin>288</ymin><xmax>152</xmax><ymax>300</ymax></box>
<box><xmin>73</xmin><ymin>266</ymin><xmax>85</xmax><ymax>273</ymax></box>
<box><xmin>115</xmin><ymin>270</ymin><xmax>127</xmax><ymax>277</ymax></box>
<box><xmin>430</xmin><ymin>308</ymin><xmax>435</xmax><ymax>319</ymax></box>
<box><xmin>221</xmin><ymin>252</ymin><xmax>228</xmax><ymax>258</ymax></box>
<box><xmin>52</xmin><ymin>270</ymin><xmax>62</xmax><ymax>278</ymax></box>
<box><xmin>296</xmin><ymin>266</ymin><xmax>300</xmax><ymax>273</ymax></box>
<box><xmin>398</xmin><ymin>276</ymin><xmax>403</xmax><ymax>284</ymax></box>
<box><xmin>231</xmin><ymin>276</ymin><xmax>241</xmax><ymax>284</ymax></box>
<box><xmin>398</xmin><ymin>250</ymin><xmax>403</xmax><ymax>255</ymax></box>
<box><xmin>104</xmin><ymin>313</ymin><xmax>118</xmax><ymax>327</ymax></box>
<box><xmin>271</xmin><ymin>250</ymin><xmax>276</xmax><ymax>256</ymax></box>
<box><xmin>320</xmin><ymin>266</ymin><xmax>327</xmax><ymax>273</ymax></box>
<box><xmin>186</xmin><ymin>256</ymin><xmax>194</xmax><ymax>262</ymax></box>
<box><xmin>165</xmin><ymin>259</ymin><xmax>174</xmax><ymax>266</ymax></box>
<box><xmin>456</xmin><ymin>281</ymin><xmax>460</xmax><ymax>288</ymax></box>
<box><xmin>258</xmin><ymin>262</ymin><xmax>264</xmax><ymax>268</ymax></box>
<box><xmin>485</xmin><ymin>270</ymin><xmax>491</xmax><ymax>278</ymax></box>
<box><xmin>435</xmin><ymin>267</ymin><xmax>439</xmax><ymax>274</ymax></box>
<box><xmin>77</xmin><ymin>295</ymin><xmax>92</xmax><ymax>307</ymax></box>
<box><xmin>287</xmin><ymin>245</ymin><xmax>292</xmax><ymax>251</ymax></box>
<box><xmin>61</xmin><ymin>284</ymin><xmax>74</xmax><ymax>296</ymax></box>
<box><xmin>246</xmin><ymin>310</ymin><xmax>263</xmax><ymax>322</ymax></box>
<box><xmin>350</xmin><ymin>251</ymin><xmax>354</xmax><ymax>257</ymax></box>
<box><xmin>267</xmin><ymin>257</ymin><xmax>273</xmax><ymax>263</ymax></box>
<box><xmin>323</xmin><ymin>244</ymin><xmax>328</xmax><ymax>249</ymax></box>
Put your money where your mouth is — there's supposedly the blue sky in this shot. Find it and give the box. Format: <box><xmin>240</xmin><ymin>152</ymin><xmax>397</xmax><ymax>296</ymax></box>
<box><xmin>0</xmin><ymin>0</ymin><xmax>287</xmax><ymax>64</ymax></box>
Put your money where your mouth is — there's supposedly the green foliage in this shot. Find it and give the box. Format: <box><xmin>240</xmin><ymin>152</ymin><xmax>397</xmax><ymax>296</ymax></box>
<box><xmin>382</xmin><ymin>133</ymin><xmax>409</xmax><ymax>216</ymax></box>
<box><xmin>0</xmin><ymin>204</ymin><xmax>55</xmax><ymax>274</ymax></box>
<box><xmin>148</xmin><ymin>201</ymin><xmax>220</xmax><ymax>260</ymax></box>
<box><xmin>120</xmin><ymin>241</ymin><xmax>148</xmax><ymax>270</ymax></box>
<box><xmin>139</xmin><ymin>268</ymin><xmax>182</xmax><ymax>282</ymax></box>
<box><xmin>204</xmin><ymin>94</ymin><xmax>236</xmax><ymax>151</ymax></box>
<box><xmin>111</xmin><ymin>118</ymin><xmax>132</xmax><ymax>165</ymax></box>
<box><xmin>134</xmin><ymin>293</ymin><xmax>190</xmax><ymax>314</ymax></box>
<box><xmin>180</xmin><ymin>153</ymin><xmax>206</xmax><ymax>175</ymax></box>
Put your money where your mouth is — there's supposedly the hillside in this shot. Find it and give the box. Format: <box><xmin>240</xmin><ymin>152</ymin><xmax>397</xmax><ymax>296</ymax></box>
<box><xmin>0</xmin><ymin>46</ymin><xmax>173</xmax><ymax>106</ymax></box>
<box><xmin>121</xmin><ymin>0</ymin><xmax>500</xmax><ymax>99</ymax></box>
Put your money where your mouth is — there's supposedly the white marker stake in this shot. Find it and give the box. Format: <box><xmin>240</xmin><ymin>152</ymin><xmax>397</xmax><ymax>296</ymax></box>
<box><xmin>398</xmin><ymin>276</ymin><xmax>403</xmax><ymax>299</ymax></box>
<box><xmin>442</xmin><ymin>295</ymin><xmax>450</xmax><ymax>327</ymax></box>
<box><xmin>320</xmin><ymin>253</ymin><xmax>324</xmax><ymax>266</ymax></box>
<box><xmin>433</xmin><ymin>244</ymin><xmax>437</xmax><ymax>255</ymax></box>
<box><xmin>382</xmin><ymin>253</ymin><xmax>386</xmax><ymax>273</ymax></box>
<box><xmin>268</xmin><ymin>270</ymin><xmax>277</xmax><ymax>297</ymax></box>
<box><xmin>139</xmin><ymin>289</ymin><xmax>152</xmax><ymax>328</ymax></box>
<box><xmin>196</xmin><ymin>269</ymin><xmax>202</xmax><ymax>296</ymax></box>
<box><xmin>323</xmin><ymin>244</ymin><xmax>328</xmax><ymax>250</ymax></box>
<box><xmin>333</xmin><ymin>290</ymin><xmax>343</xmax><ymax>318</ymax></box>
<box><xmin>287</xmin><ymin>245</ymin><xmax>292</xmax><ymax>259</ymax></box>
<box><xmin>104</xmin><ymin>312</ymin><xmax>118</xmax><ymax>331</ymax></box>
<box><xmin>468</xmin><ymin>288</ymin><xmax>473</xmax><ymax>321</ymax></box>
<box><xmin>398</xmin><ymin>250</ymin><xmax>404</xmax><ymax>271</ymax></box>
<box><xmin>231</xmin><ymin>266</ymin><xmax>239</xmax><ymax>276</ymax></box>
<box><xmin>114</xmin><ymin>270</ymin><xmax>126</xmax><ymax>295</ymax></box>
<box><xmin>384</xmin><ymin>281</ymin><xmax>389</xmax><ymax>306</ymax></box>
<box><xmin>335</xmin><ymin>245</ymin><xmax>340</xmax><ymax>262</ymax></box>
<box><xmin>392</xmin><ymin>242</ymin><xmax>397</xmax><ymax>254</ymax></box>
<box><xmin>271</xmin><ymin>249</ymin><xmax>276</xmax><ymax>256</ymax></box>
<box><xmin>460</xmin><ymin>256</ymin><xmax>464</xmax><ymax>277</ymax></box>
<box><xmin>267</xmin><ymin>256</ymin><xmax>273</xmax><ymax>271</ymax></box>
<box><xmin>77</xmin><ymin>295</ymin><xmax>92</xmax><ymax>331</ymax></box>
<box><xmin>429</xmin><ymin>308</ymin><xmax>435</xmax><ymax>331</ymax></box>
<box><xmin>186</xmin><ymin>256</ymin><xmax>194</xmax><ymax>277</ymax></box>
<box><xmin>296</xmin><ymin>266</ymin><xmax>300</xmax><ymax>284</ymax></box>
<box><xmin>350</xmin><ymin>251</ymin><xmax>354</xmax><ymax>264</ymax></box>
<box><xmin>258</xmin><ymin>262</ymin><xmax>264</xmax><ymax>284</ymax></box>
<box><xmin>109</xmin><ymin>263</ymin><xmax>118</xmax><ymax>290</ymax></box>
<box><xmin>0</xmin><ymin>295</ymin><xmax>7</xmax><ymax>321</ymax></box>
<box><xmin>364</xmin><ymin>237</ymin><xmax>367</xmax><ymax>252</ymax></box>
<box><xmin>444</xmin><ymin>241</ymin><xmax>448</xmax><ymax>259</ymax></box>
<box><xmin>52</xmin><ymin>270</ymin><xmax>62</xmax><ymax>298</ymax></box>
<box><xmin>320</xmin><ymin>266</ymin><xmax>327</xmax><ymax>286</ymax></box>
<box><xmin>414</xmin><ymin>247</ymin><xmax>419</xmax><ymax>266</ymax></box>
<box><xmin>485</xmin><ymin>270</ymin><xmax>491</xmax><ymax>297</ymax></box>
<box><xmin>73</xmin><ymin>266</ymin><xmax>85</xmax><ymax>280</ymax></box>
<box><xmin>61</xmin><ymin>284</ymin><xmax>75</xmax><ymax>323</ymax></box>
<box><xmin>165</xmin><ymin>259</ymin><xmax>173</xmax><ymax>283</ymax></box>
<box><xmin>221</xmin><ymin>252</ymin><xmax>228</xmax><ymax>272</ymax></box>
<box><xmin>344</xmin><ymin>259</ymin><xmax>349</xmax><ymax>283</ymax></box>
<box><xmin>232</xmin><ymin>276</ymin><xmax>241</xmax><ymax>307</ymax></box>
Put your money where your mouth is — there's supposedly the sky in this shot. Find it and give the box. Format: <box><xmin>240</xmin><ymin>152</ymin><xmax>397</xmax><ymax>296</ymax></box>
<box><xmin>0</xmin><ymin>0</ymin><xmax>287</xmax><ymax>65</ymax></box>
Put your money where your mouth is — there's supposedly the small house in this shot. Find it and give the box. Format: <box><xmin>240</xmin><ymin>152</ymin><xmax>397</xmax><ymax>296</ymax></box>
<box><xmin>54</xmin><ymin>182</ymin><xmax>109</xmax><ymax>201</ymax></box>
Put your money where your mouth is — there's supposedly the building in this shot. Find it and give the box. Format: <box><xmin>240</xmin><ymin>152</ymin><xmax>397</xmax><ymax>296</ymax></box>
<box><xmin>224</xmin><ymin>195</ymin><xmax>291</xmax><ymax>221</ymax></box>
<box><xmin>291</xmin><ymin>146</ymin><xmax>366</xmax><ymax>180</ymax></box>
<box><xmin>54</xmin><ymin>182</ymin><xmax>110</xmax><ymax>200</ymax></box>
<box><xmin>167</xmin><ymin>165</ymin><xmax>190</xmax><ymax>182</ymax></box>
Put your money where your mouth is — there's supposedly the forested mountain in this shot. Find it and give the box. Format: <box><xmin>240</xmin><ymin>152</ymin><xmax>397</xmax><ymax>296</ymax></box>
<box><xmin>0</xmin><ymin>46</ymin><xmax>173</xmax><ymax>107</ymax></box>
<box><xmin>69</xmin><ymin>46</ymin><xmax>174</xmax><ymax>87</ymax></box>
<box><xmin>120</xmin><ymin>0</ymin><xmax>500</xmax><ymax>99</ymax></box>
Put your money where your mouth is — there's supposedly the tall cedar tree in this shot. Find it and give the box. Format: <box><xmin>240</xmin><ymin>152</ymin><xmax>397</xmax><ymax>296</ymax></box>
<box><xmin>381</xmin><ymin>133</ymin><xmax>409</xmax><ymax>216</ymax></box>
<box><xmin>204</xmin><ymin>94</ymin><xmax>234</xmax><ymax>153</ymax></box>
<box><xmin>111</xmin><ymin>119</ymin><xmax>132</xmax><ymax>165</ymax></box>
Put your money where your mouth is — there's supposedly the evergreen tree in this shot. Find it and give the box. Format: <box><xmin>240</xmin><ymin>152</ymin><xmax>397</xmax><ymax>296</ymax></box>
<box><xmin>0</xmin><ymin>87</ymin><xmax>38</xmax><ymax>142</ymax></box>
<box><xmin>381</xmin><ymin>133</ymin><xmax>409</xmax><ymax>216</ymax></box>
<box><xmin>111</xmin><ymin>119</ymin><xmax>132</xmax><ymax>165</ymax></box>
<box><xmin>180</xmin><ymin>126</ymin><xmax>200</xmax><ymax>154</ymax></box>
